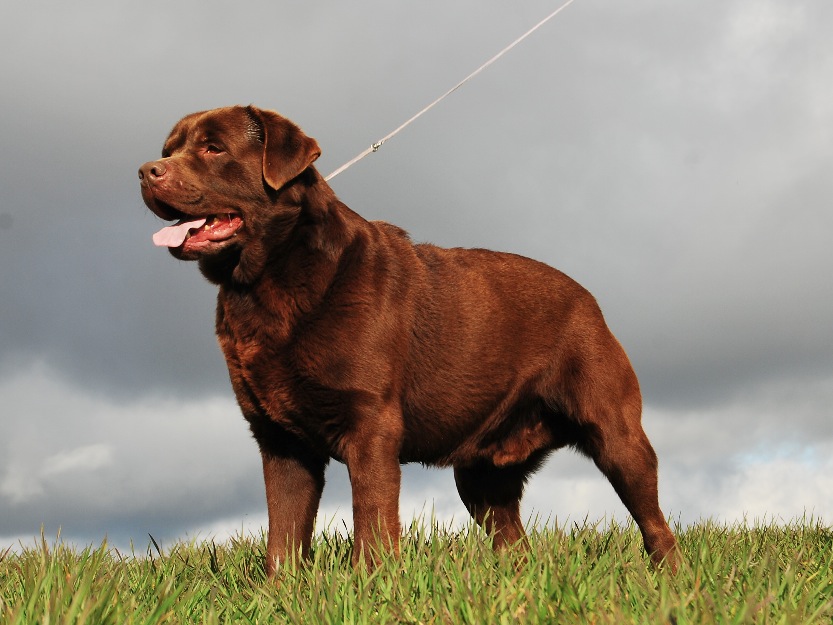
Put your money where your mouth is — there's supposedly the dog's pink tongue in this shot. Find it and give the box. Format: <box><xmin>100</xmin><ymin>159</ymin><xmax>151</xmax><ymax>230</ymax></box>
<box><xmin>152</xmin><ymin>218</ymin><xmax>207</xmax><ymax>248</ymax></box>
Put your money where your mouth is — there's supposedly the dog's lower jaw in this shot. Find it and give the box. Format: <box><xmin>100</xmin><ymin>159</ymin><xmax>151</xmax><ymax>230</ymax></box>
<box><xmin>196</xmin><ymin>214</ymin><xmax>300</xmax><ymax>287</ymax></box>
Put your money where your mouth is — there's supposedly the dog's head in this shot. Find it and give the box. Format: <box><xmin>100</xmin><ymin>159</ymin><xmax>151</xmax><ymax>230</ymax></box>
<box><xmin>139</xmin><ymin>105</ymin><xmax>321</xmax><ymax>283</ymax></box>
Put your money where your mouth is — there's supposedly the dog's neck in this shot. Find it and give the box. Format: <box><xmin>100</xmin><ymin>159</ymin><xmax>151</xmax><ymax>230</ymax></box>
<box><xmin>202</xmin><ymin>171</ymin><xmax>367</xmax><ymax>314</ymax></box>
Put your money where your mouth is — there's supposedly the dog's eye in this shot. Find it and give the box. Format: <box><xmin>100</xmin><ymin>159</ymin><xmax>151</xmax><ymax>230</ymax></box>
<box><xmin>205</xmin><ymin>144</ymin><xmax>224</xmax><ymax>155</ymax></box>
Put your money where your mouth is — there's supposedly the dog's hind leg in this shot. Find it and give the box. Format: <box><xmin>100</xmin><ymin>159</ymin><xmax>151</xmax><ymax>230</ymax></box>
<box><xmin>584</xmin><ymin>416</ymin><xmax>678</xmax><ymax>570</ymax></box>
<box><xmin>565</xmin><ymin>356</ymin><xmax>678</xmax><ymax>570</ymax></box>
<box><xmin>453</xmin><ymin>459</ymin><xmax>539</xmax><ymax>549</ymax></box>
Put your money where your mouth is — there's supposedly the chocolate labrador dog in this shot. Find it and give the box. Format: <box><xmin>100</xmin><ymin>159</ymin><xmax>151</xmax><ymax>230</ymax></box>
<box><xmin>139</xmin><ymin>105</ymin><xmax>677</xmax><ymax>574</ymax></box>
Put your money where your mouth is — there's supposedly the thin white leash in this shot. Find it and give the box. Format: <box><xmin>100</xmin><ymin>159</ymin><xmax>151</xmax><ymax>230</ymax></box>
<box><xmin>324</xmin><ymin>0</ymin><xmax>578</xmax><ymax>182</ymax></box>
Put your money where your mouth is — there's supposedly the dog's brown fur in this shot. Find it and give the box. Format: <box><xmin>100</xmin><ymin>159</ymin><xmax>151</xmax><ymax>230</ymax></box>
<box><xmin>139</xmin><ymin>105</ymin><xmax>677</xmax><ymax>575</ymax></box>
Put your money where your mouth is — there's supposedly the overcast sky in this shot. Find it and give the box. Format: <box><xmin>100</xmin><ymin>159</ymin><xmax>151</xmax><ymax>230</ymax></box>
<box><xmin>1</xmin><ymin>0</ymin><xmax>831</xmax><ymax>551</ymax></box>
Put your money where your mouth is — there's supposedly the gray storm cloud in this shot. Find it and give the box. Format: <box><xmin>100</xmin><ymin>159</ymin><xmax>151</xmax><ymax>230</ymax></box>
<box><xmin>1</xmin><ymin>0</ymin><xmax>831</xmax><ymax>548</ymax></box>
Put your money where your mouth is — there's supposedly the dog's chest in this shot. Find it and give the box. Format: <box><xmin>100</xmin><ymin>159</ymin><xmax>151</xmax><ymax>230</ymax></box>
<box><xmin>215</xmin><ymin>291</ymin><xmax>302</xmax><ymax>412</ymax></box>
<box><xmin>214</xmin><ymin>291</ymin><xmax>354</xmax><ymax>440</ymax></box>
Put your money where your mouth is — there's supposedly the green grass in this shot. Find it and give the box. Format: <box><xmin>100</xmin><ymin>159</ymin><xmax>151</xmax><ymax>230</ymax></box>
<box><xmin>1</xmin><ymin>518</ymin><xmax>832</xmax><ymax>624</ymax></box>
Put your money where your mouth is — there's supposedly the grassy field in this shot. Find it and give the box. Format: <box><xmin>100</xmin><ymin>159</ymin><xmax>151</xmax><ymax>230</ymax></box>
<box><xmin>1</xmin><ymin>518</ymin><xmax>831</xmax><ymax>624</ymax></box>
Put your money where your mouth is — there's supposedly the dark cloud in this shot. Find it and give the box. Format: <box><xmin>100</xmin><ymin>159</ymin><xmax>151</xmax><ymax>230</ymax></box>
<box><xmin>1</xmin><ymin>0</ymin><xmax>832</xmax><ymax>548</ymax></box>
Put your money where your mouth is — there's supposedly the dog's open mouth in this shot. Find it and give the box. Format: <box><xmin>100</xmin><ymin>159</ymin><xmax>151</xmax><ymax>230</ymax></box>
<box><xmin>153</xmin><ymin>213</ymin><xmax>243</xmax><ymax>250</ymax></box>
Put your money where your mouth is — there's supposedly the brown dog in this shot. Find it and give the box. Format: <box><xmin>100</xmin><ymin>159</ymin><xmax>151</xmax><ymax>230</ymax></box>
<box><xmin>139</xmin><ymin>105</ymin><xmax>677</xmax><ymax>574</ymax></box>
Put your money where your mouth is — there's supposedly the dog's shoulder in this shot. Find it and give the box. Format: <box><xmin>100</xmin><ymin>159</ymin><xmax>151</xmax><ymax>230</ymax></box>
<box><xmin>368</xmin><ymin>220</ymin><xmax>411</xmax><ymax>242</ymax></box>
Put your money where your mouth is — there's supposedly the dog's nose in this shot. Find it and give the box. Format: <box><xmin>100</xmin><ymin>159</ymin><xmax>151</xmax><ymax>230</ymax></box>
<box><xmin>138</xmin><ymin>161</ymin><xmax>167</xmax><ymax>182</ymax></box>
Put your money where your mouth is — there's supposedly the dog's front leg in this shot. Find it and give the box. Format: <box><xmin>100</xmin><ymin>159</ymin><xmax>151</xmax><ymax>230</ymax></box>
<box><xmin>344</xmin><ymin>409</ymin><xmax>403</xmax><ymax>568</ymax></box>
<box><xmin>259</xmin><ymin>443</ymin><xmax>327</xmax><ymax>577</ymax></box>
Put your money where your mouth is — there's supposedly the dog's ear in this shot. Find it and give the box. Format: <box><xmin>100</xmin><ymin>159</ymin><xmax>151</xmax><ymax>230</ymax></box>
<box><xmin>246</xmin><ymin>106</ymin><xmax>321</xmax><ymax>191</ymax></box>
